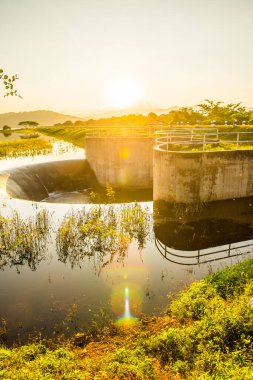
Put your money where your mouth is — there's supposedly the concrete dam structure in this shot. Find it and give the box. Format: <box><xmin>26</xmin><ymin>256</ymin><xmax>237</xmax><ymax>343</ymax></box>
<box><xmin>2</xmin><ymin>130</ymin><xmax>253</xmax><ymax>204</ymax></box>
<box><xmin>85</xmin><ymin>137</ymin><xmax>154</xmax><ymax>189</ymax></box>
<box><xmin>153</xmin><ymin>149</ymin><xmax>253</xmax><ymax>203</ymax></box>
<box><xmin>86</xmin><ymin>130</ymin><xmax>253</xmax><ymax>204</ymax></box>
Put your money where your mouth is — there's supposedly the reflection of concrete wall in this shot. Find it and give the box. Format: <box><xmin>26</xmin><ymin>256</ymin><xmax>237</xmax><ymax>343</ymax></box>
<box><xmin>154</xmin><ymin>148</ymin><xmax>253</xmax><ymax>203</ymax></box>
<box><xmin>153</xmin><ymin>197</ymin><xmax>253</xmax><ymax>250</ymax></box>
<box><xmin>86</xmin><ymin>137</ymin><xmax>154</xmax><ymax>189</ymax></box>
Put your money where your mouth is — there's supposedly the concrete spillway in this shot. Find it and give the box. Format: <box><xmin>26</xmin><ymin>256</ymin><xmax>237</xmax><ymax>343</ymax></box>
<box><xmin>0</xmin><ymin>159</ymin><xmax>99</xmax><ymax>201</ymax></box>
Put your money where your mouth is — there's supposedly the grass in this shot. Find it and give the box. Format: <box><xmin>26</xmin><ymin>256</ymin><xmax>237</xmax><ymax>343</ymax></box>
<box><xmin>38</xmin><ymin>126</ymin><xmax>86</xmax><ymax>148</ymax></box>
<box><xmin>1</xmin><ymin>259</ymin><xmax>253</xmax><ymax>379</ymax></box>
<box><xmin>0</xmin><ymin>138</ymin><xmax>53</xmax><ymax>158</ymax></box>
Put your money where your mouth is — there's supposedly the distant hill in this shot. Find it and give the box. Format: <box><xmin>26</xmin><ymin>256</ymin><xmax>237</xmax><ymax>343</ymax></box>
<box><xmin>0</xmin><ymin>110</ymin><xmax>85</xmax><ymax>128</ymax></box>
<box><xmin>79</xmin><ymin>103</ymin><xmax>180</xmax><ymax>120</ymax></box>
<box><xmin>0</xmin><ymin>104</ymin><xmax>180</xmax><ymax>128</ymax></box>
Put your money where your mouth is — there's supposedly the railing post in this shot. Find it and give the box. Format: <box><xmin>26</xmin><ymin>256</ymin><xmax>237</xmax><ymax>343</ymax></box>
<box><xmin>167</xmin><ymin>133</ymin><xmax>169</xmax><ymax>151</ymax></box>
<box><xmin>236</xmin><ymin>132</ymin><xmax>239</xmax><ymax>150</ymax></box>
<box><xmin>203</xmin><ymin>134</ymin><xmax>206</xmax><ymax>151</ymax></box>
<box><xmin>191</xmin><ymin>129</ymin><xmax>193</xmax><ymax>142</ymax></box>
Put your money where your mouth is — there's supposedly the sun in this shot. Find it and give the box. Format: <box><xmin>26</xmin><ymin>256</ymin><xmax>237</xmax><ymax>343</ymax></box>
<box><xmin>107</xmin><ymin>77</ymin><xmax>141</xmax><ymax>108</ymax></box>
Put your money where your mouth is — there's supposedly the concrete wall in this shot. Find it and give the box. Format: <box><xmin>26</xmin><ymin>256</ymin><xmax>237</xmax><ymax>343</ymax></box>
<box><xmin>153</xmin><ymin>148</ymin><xmax>253</xmax><ymax>203</ymax></box>
<box><xmin>0</xmin><ymin>159</ymin><xmax>98</xmax><ymax>201</ymax></box>
<box><xmin>85</xmin><ymin>137</ymin><xmax>154</xmax><ymax>189</ymax></box>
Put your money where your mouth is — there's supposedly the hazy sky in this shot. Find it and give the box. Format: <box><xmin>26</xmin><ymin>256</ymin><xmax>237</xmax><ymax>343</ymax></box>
<box><xmin>1</xmin><ymin>0</ymin><xmax>253</xmax><ymax>115</ymax></box>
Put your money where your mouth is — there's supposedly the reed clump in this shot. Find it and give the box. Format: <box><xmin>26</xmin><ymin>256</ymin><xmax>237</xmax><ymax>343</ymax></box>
<box><xmin>56</xmin><ymin>203</ymin><xmax>151</xmax><ymax>271</ymax></box>
<box><xmin>0</xmin><ymin>209</ymin><xmax>51</xmax><ymax>272</ymax></box>
<box><xmin>0</xmin><ymin>138</ymin><xmax>52</xmax><ymax>158</ymax></box>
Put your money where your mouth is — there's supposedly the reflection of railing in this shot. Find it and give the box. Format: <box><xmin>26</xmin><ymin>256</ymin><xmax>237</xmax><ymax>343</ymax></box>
<box><xmin>155</xmin><ymin>130</ymin><xmax>253</xmax><ymax>152</ymax></box>
<box><xmin>155</xmin><ymin>238</ymin><xmax>253</xmax><ymax>265</ymax></box>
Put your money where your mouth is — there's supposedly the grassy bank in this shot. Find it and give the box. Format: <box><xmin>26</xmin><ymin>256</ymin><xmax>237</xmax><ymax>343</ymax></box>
<box><xmin>37</xmin><ymin>124</ymin><xmax>253</xmax><ymax>150</ymax></box>
<box><xmin>0</xmin><ymin>138</ymin><xmax>53</xmax><ymax>158</ymax></box>
<box><xmin>1</xmin><ymin>259</ymin><xmax>253</xmax><ymax>379</ymax></box>
<box><xmin>38</xmin><ymin>126</ymin><xmax>86</xmax><ymax>148</ymax></box>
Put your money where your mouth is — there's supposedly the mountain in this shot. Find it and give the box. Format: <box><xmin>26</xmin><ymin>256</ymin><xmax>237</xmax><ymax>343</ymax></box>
<box><xmin>0</xmin><ymin>110</ymin><xmax>85</xmax><ymax>128</ymax></box>
<box><xmin>0</xmin><ymin>104</ymin><xmax>180</xmax><ymax>128</ymax></box>
<box><xmin>79</xmin><ymin>103</ymin><xmax>180</xmax><ymax>120</ymax></box>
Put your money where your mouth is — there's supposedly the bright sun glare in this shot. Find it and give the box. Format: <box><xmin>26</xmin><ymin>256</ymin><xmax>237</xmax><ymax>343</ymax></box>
<box><xmin>107</xmin><ymin>77</ymin><xmax>141</xmax><ymax>108</ymax></box>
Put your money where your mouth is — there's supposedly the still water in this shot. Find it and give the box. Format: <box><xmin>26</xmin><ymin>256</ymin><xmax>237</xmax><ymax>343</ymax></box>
<box><xmin>1</xmin><ymin>152</ymin><xmax>253</xmax><ymax>345</ymax></box>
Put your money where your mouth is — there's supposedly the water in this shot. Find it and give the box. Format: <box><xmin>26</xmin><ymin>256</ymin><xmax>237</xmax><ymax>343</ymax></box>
<box><xmin>1</xmin><ymin>151</ymin><xmax>253</xmax><ymax>345</ymax></box>
<box><xmin>0</xmin><ymin>132</ymin><xmax>27</xmax><ymax>141</ymax></box>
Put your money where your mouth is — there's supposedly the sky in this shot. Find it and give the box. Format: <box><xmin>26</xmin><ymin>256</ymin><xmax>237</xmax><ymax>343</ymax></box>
<box><xmin>0</xmin><ymin>0</ymin><xmax>253</xmax><ymax>115</ymax></box>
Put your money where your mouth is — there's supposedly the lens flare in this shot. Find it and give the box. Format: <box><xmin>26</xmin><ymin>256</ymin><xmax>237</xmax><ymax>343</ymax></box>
<box><xmin>116</xmin><ymin>287</ymin><xmax>139</xmax><ymax>326</ymax></box>
<box><xmin>124</xmin><ymin>287</ymin><xmax>130</xmax><ymax>318</ymax></box>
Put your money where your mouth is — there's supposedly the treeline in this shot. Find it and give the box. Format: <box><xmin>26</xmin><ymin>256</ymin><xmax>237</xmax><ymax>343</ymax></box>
<box><xmin>54</xmin><ymin>100</ymin><xmax>253</xmax><ymax>127</ymax></box>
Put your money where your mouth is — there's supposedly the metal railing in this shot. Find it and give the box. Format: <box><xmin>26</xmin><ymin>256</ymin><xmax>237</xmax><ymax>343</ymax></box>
<box><xmin>85</xmin><ymin>124</ymin><xmax>170</xmax><ymax>138</ymax></box>
<box><xmin>155</xmin><ymin>130</ymin><xmax>253</xmax><ymax>152</ymax></box>
<box><xmin>155</xmin><ymin>238</ymin><xmax>253</xmax><ymax>265</ymax></box>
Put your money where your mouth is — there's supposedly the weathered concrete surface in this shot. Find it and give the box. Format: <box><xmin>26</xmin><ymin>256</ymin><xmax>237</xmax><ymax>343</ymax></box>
<box><xmin>0</xmin><ymin>159</ymin><xmax>98</xmax><ymax>201</ymax></box>
<box><xmin>85</xmin><ymin>137</ymin><xmax>154</xmax><ymax>189</ymax></box>
<box><xmin>153</xmin><ymin>148</ymin><xmax>253</xmax><ymax>203</ymax></box>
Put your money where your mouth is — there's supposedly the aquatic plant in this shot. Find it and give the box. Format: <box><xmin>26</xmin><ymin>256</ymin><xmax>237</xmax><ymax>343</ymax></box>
<box><xmin>0</xmin><ymin>209</ymin><xmax>51</xmax><ymax>272</ymax></box>
<box><xmin>0</xmin><ymin>138</ymin><xmax>52</xmax><ymax>158</ymax></box>
<box><xmin>56</xmin><ymin>203</ymin><xmax>151</xmax><ymax>272</ymax></box>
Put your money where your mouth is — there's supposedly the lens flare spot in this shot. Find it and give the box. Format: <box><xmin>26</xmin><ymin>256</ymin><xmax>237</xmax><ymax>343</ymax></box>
<box><xmin>111</xmin><ymin>283</ymin><xmax>142</xmax><ymax>317</ymax></box>
<box><xmin>116</xmin><ymin>287</ymin><xmax>140</xmax><ymax>326</ymax></box>
<box><xmin>119</xmin><ymin>147</ymin><xmax>129</xmax><ymax>159</ymax></box>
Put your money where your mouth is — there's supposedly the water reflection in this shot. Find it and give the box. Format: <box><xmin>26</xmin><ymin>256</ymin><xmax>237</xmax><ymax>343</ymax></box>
<box><xmin>1</xmin><ymin>196</ymin><xmax>253</xmax><ymax>344</ymax></box>
<box><xmin>154</xmin><ymin>198</ymin><xmax>253</xmax><ymax>265</ymax></box>
<box><xmin>0</xmin><ymin>209</ymin><xmax>51</xmax><ymax>273</ymax></box>
<box><xmin>3</xmin><ymin>131</ymin><xmax>12</xmax><ymax>138</ymax></box>
<box><xmin>56</xmin><ymin>204</ymin><xmax>151</xmax><ymax>273</ymax></box>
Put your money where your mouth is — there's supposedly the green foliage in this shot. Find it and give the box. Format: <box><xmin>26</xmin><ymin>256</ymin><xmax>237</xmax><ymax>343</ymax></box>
<box><xmin>197</xmin><ymin>99</ymin><xmax>251</xmax><ymax>125</ymax></box>
<box><xmin>0</xmin><ymin>344</ymin><xmax>84</xmax><ymax>380</ymax></box>
<box><xmin>0</xmin><ymin>68</ymin><xmax>21</xmax><ymax>97</ymax></box>
<box><xmin>205</xmin><ymin>258</ymin><xmax>253</xmax><ymax>298</ymax></box>
<box><xmin>0</xmin><ymin>210</ymin><xmax>50</xmax><ymax>272</ymax></box>
<box><xmin>56</xmin><ymin>203</ymin><xmax>151</xmax><ymax>271</ymax></box>
<box><xmin>105</xmin><ymin>185</ymin><xmax>116</xmax><ymax>203</ymax></box>
<box><xmin>18</xmin><ymin>121</ymin><xmax>39</xmax><ymax>128</ymax></box>
<box><xmin>105</xmin><ymin>347</ymin><xmax>155</xmax><ymax>379</ymax></box>
<box><xmin>0</xmin><ymin>138</ymin><xmax>52</xmax><ymax>158</ymax></box>
<box><xmin>144</xmin><ymin>259</ymin><xmax>253</xmax><ymax>378</ymax></box>
<box><xmin>2</xmin><ymin>125</ymin><xmax>11</xmax><ymax>131</ymax></box>
<box><xmin>38</xmin><ymin>100</ymin><xmax>253</xmax><ymax>130</ymax></box>
<box><xmin>38</xmin><ymin>126</ymin><xmax>86</xmax><ymax>148</ymax></box>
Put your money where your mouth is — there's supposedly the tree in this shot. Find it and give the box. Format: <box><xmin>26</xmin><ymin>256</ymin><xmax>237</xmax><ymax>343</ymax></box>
<box><xmin>0</xmin><ymin>68</ymin><xmax>21</xmax><ymax>97</ymax></box>
<box><xmin>18</xmin><ymin>121</ymin><xmax>39</xmax><ymax>128</ymax></box>
<box><xmin>147</xmin><ymin>112</ymin><xmax>158</xmax><ymax>121</ymax></box>
<box><xmin>196</xmin><ymin>99</ymin><xmax>251</xmax><ymax>125</ymax></box>
<box><xmin>2</xmin><ymin>125</ymin><xmax>11</xmax><ymax>130</ymax></box>
<box><xmin>62</xmin><ymin>120</ymin><xmax>73</xmax><ymax>126</ymax></box>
